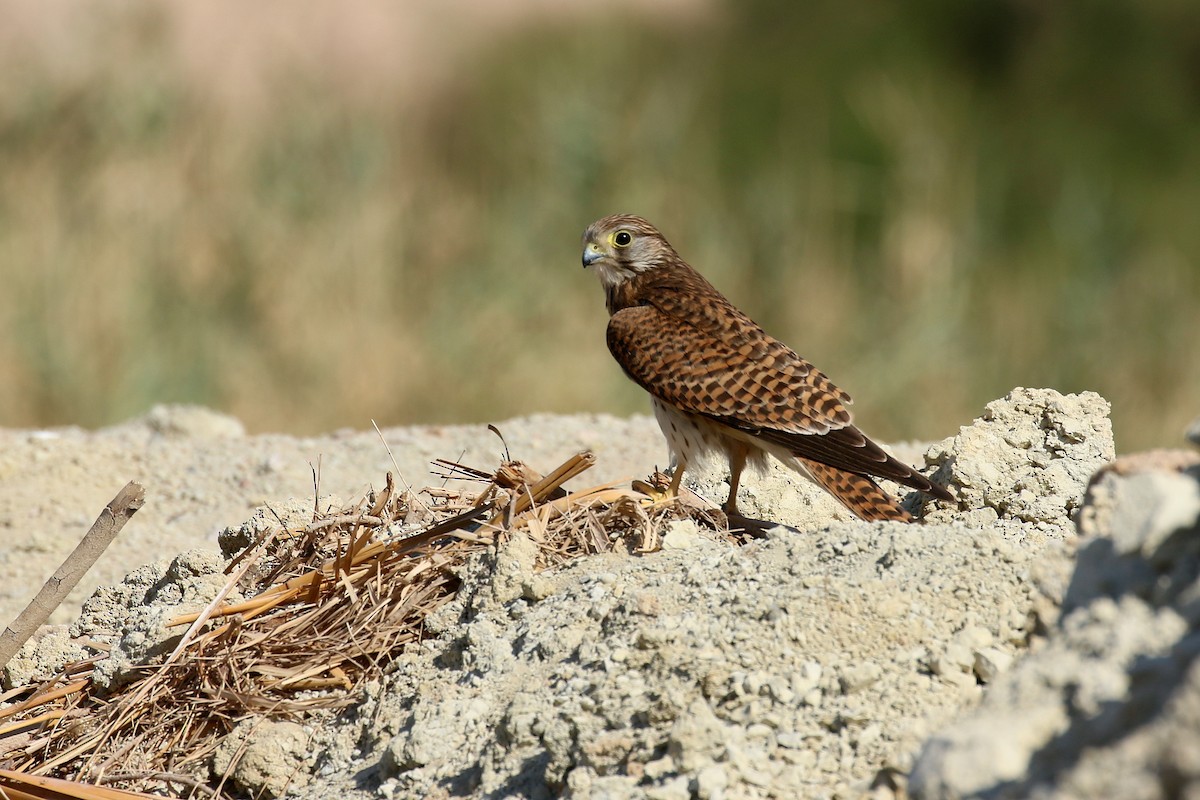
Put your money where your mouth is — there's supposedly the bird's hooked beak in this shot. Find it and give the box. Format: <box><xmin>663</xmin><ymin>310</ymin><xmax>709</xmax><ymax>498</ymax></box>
<box><xmin>582</xmin><ymin>240</ymin><xmax>606</xmax><ymax>268</ymax></box>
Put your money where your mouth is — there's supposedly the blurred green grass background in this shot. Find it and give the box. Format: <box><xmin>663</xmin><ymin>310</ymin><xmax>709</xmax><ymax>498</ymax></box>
<box><xmin>1</xmin><ymin>0</ymin><xmax>1197</xmax><ymax>451</ymax></box>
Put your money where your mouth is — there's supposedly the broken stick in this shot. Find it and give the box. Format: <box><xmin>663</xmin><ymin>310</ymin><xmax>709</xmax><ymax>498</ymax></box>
<box><xmin>0</xmin><ymin>481</ymin><xmax>145</xmax><ymax>671</ymax></box>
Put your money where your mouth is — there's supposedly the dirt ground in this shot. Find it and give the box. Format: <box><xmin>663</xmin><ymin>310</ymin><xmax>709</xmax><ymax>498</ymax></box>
<box><xmin>0</xmin><ymin>407</ymin><xmax>666</xmax><ymax>627</ymax></box>
<box><xmin>3</xmin><ymin>389</ymin><xmax>1199</xmax><ymax>799</ymax></box>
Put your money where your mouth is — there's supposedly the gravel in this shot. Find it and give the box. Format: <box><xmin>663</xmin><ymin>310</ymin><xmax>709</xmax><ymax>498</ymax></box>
<box><xmin>5</xmin><ymin>387</ymin><xmax>1199</xmax><ymax>799</ymax></box>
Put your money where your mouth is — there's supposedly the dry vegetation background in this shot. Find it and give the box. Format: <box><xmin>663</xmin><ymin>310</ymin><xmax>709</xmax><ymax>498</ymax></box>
<box><xmin>0</xmin><ymin>0</ymin><xmax>1197</xmax><ymax>450</ymax></box>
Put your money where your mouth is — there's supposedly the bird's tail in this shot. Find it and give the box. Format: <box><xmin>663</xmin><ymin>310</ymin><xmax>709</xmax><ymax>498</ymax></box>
<box><xmin>799</xmin><ymin>458</ymin><xmax>914</xmax><ymax>522</ymax></box>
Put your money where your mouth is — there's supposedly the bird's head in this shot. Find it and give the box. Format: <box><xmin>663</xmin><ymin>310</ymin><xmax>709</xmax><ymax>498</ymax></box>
<box><xmin>581</xmin><ymin>214</ymin><xmax>678</xmax><ymax>289</ymax></box>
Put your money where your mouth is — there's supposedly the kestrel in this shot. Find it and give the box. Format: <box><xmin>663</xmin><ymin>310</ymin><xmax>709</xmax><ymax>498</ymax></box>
<box><xmin>581</xmin><ymin>214</ymin><xmax>953</xmax><ymax>522</ymax></box>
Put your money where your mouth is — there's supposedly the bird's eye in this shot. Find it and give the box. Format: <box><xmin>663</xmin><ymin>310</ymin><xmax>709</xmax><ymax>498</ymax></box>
<box><xmin>613</xmin><ymin>230</ymin><xmax>633</xmax><ymax>248</ymax></box>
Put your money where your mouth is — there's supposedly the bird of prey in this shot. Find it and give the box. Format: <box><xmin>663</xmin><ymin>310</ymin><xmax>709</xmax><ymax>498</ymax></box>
<box><xmin>581</xmin><ymin>214</ymin><xmax>953</xmax><ymax>522</ymax></box>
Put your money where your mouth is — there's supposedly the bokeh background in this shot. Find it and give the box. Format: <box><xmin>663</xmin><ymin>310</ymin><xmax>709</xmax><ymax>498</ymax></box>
<box><xmin>1</xmin><ymin>0</ymin><xmax>1197</xmax><ymax>451</ymax></box>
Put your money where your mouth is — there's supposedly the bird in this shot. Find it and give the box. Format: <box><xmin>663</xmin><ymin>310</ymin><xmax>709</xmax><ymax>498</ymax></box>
<box><xmin>580</xmin><ymin>213</ymin><xmax>953</xmax><ymax>523</ymax></box>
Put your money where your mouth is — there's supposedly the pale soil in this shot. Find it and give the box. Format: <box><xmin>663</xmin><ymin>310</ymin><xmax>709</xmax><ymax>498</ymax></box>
<box><xmin>0</xmin><ymin>407</ymin><xmax>665</xmax><ymax>627</ymax></box>
<box><xmin>3</xmin><ymin>389</ymin><xmax>1200</xmax><ymax>800</ymax></box>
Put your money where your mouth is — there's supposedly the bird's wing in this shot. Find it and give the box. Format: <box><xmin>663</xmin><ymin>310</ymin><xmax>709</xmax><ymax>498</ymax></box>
<box><xmin>606</xmin><ymin>285</ymin><xmax>853</xmax><ymax>436</ymax></box>
<box><xmin>607</xmin><ymin>291</ymin><xmax>953</xmax><ymax>499</ymax></box>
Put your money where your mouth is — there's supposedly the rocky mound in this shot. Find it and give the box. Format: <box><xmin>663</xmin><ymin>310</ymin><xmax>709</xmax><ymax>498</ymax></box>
<box><xmin>5</xmin><ymin>388</ymin><xmax>1198</xmax><ymax>799</ymax></box>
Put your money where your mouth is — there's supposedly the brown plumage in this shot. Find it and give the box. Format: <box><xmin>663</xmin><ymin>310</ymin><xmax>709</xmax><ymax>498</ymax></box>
<box><xmin>581</xmin><ymin>213</ymin><xmax>953</xmax><ymax>522</ymax></box>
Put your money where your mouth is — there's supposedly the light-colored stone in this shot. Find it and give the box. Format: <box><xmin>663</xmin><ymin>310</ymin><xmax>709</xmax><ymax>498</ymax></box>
<box><xmin>661</xmin><ymin>520</ymin><xmax>706</xmax><ymax>550</ymax></box>
<box><xmin>923</xmin><ymin>388</ymin><xmax>1115</xmax><ymax>526</ymax></box>
<box><xmin>1</xmin><ymin>625</ymin><xmax>84</xmax><ymax>689</ymax></box>
<box><xmin>972</xmin><ymin>647</ymin><xmax>1013</xmax><ymax>684</ymax></box>
<box><xmin>211</xmin><ymin>719</ymin><xmax>312</xmax><ymax>798</ymax></box>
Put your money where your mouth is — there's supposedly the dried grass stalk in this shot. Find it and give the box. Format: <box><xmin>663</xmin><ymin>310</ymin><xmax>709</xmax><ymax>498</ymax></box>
<box><xmin>0</xmin><ymin>767</ymin><xmax>162</xmax><ymax>799</ymax></box>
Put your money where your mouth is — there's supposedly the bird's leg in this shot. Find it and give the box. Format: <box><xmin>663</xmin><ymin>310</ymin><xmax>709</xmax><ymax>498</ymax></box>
<box><xmin>725</xmin><ymin>445</ymin><xmax>749</xmax><ymax>516</ymax></box>
<box><xmin>667</xmin><ymin>458</ymin><xmax>687</xmax><ymax>498</ymax></box>
<box><xmin>635</xmin><ymin>459</ymin><xmax>686</xmax><ymax>504</ymax></box>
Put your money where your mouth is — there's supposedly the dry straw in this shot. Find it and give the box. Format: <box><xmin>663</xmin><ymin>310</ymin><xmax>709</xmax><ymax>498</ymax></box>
<box><xmin>0</xmin><ymin>450</ymin><xmax>735</xmax><ymax>798</ymax></box>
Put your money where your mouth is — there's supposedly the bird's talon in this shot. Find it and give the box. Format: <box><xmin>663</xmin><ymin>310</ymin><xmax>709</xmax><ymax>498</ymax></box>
<box><xmin>633</xmin><ymin>472</ymin><xmax>676</xmax><ymax>505</ymax></box>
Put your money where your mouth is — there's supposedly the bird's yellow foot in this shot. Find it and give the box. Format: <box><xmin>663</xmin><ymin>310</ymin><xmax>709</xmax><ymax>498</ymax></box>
<box><xmin>632</xmin><ymin>470</ymin><xmax>675</xmax><ymax>504</ymax></box>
